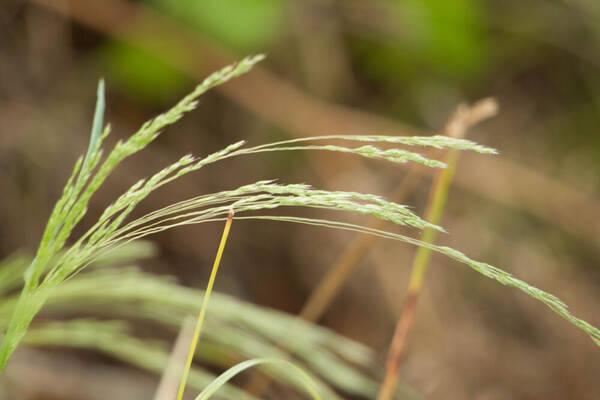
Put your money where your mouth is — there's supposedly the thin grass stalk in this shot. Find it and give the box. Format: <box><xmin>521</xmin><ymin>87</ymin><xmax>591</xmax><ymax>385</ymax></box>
<box><xmin>376</xmin><ymin>99</ymin><xmax>498</xmax><ymax>400</ymax></box>
<box><xmin>376</xmin><ymin>152</ymin><xmax>456</xmax><ymax>400</ymax></box>
<box><xmin>176</xmin><ymin>208</ymin><xmax>234</xmax><ymax>400</ymax></box>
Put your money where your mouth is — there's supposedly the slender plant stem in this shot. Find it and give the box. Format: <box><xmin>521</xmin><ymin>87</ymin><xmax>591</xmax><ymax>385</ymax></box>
<box><xmin>376</xmin><ymin>151</ymin><xmax>457</xmax><ymax>400</ymax></box>
<box><xmin>407</xmin><ymin>150</ymin><xmax>458</xmax><ymax>293</ymax></box>
<box><xmin>176</xmin><ymin>208</ymin><xmax>234</xmax><ymax>400</ymax></box>
<box><xmin>377</xmin><ymin>99</ymin><xmax>497</xmax><ymax>400</ymax></box>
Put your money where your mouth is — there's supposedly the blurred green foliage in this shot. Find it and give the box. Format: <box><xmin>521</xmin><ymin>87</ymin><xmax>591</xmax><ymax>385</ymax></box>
<box><xmin>356</xmin><ymin>0</ymin><xmax>486</xmax><ymax>87</ymax></box>
<box><xmin>97</xmin><ymin>41</ymin><xmax>190</xmax><ymax>101</ymax></box>
<box><xmin>148</xmin><ymin>0</ymin><xmax>285</xmax><ymax>51</ymax></box>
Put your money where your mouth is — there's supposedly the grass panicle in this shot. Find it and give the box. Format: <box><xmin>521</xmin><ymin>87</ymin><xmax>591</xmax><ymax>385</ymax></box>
<box><xmin>0</xmin><ymin>55</ymin><xmax>598</xmax><ymax>400</ymax></box>
<box><xmin>0</xmin><ymin>55</ymin><xmax>265</xmax><ymax>371</ymax></box>
<box><xmin>237</xmin><ymin>216</ymin><xmax>600</xmax><ymax>346</ymax></box>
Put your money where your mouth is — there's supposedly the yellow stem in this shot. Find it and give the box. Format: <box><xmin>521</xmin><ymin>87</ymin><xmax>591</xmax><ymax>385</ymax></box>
<box><xmin>176</xmin><ymin>208</ymin><xmax>234</xmax><ymax>400</ymax></box>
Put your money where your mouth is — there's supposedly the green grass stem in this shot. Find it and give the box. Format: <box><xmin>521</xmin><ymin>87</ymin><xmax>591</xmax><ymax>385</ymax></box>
<box><xmin>377</xmin><ymin>99</ymin><xmax>497</xmax><ymax>400</ymax></box>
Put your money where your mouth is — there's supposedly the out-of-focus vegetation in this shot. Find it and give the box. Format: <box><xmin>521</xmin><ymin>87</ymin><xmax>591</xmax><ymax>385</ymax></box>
<box><xmin>1</xmin><ymin>0</ymin><xmax>600</xmax><ymax>399</ymax></box>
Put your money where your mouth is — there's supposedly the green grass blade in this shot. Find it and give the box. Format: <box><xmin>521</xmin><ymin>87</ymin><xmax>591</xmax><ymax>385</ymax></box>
<box><xmin>82</xmin><ymin>79</ymin><xmax>105</xmax><ymax>172</ymax></box>
<box><xmin>22</xmin><ymin>319</ymin><xmax>258</xmax><ymax>400</ymax></box>
<box><xmin>194</xmin><ymin>358</ymin><xmax>322</xmax><ymax>400</ymax></box>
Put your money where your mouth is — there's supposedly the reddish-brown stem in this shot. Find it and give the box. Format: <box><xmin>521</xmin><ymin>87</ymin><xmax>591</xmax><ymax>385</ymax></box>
<box><xmin>376</xmin><ymin>290</ymin><xmax>419</xmax><ymax>400</ymax></box>
<box><xmin>376</xmin><ymin>99</ymin><xmax>497</xmax><ymax>400</ymax></box>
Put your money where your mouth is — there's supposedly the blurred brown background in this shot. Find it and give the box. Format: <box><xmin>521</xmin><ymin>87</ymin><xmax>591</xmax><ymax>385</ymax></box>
<box><xmin>1</xmin><ymin>0</ymin><xmax>600</xmax><ymax>399</ymax></box>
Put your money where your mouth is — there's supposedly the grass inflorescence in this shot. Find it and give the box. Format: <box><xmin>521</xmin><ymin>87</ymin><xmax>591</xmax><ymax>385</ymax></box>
<box><xmin>0</xmin><ymin>55</ymin><xmax>599</xmax><ymax>399</ymax></box>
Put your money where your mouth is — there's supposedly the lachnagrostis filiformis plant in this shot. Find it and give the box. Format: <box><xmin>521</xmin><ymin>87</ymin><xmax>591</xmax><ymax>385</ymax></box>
<box><xmin>1</xmin><ymin>55</ymin><xmax>598</xmax><ymax>381</ymax></box>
